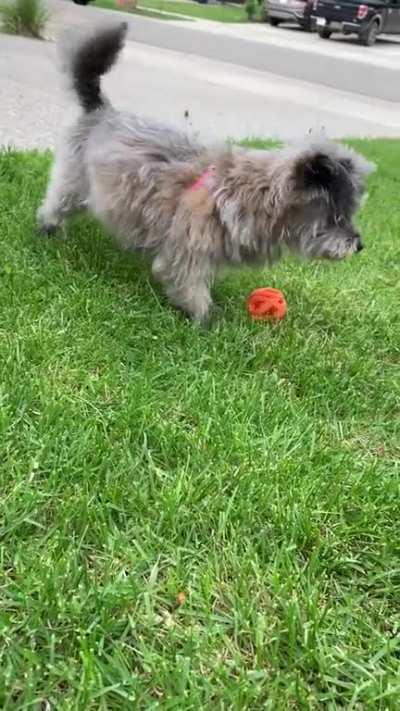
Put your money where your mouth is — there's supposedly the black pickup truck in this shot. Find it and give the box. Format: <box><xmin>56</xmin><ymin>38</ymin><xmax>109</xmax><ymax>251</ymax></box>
<box><xmin>312</xmin><ymin>0</ymin><xmax>400</xmax><ymax>45</ymax></box>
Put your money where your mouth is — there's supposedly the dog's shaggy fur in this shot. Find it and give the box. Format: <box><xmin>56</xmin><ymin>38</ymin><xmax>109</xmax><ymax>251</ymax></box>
<box><xmin>37</xmin><ymin>22</ymin><xmax>374</xmax><ymax>322</ymax></box>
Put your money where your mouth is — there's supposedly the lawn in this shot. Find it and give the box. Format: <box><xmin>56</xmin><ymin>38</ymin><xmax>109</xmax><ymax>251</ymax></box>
<box><xmin>93</xmin><ymin>0</ymin><xmax>190</xmax><ymax>21</ymax></box>
<box><xmin>0</xmin><ymin>139</ymin><xmax>399</xmax><ymax>708</ymax></box>
<box><xmin>95</xmin><ymin>0</ymin><xmax>251</xmax><ymax>23</ymax></box>
<box><xmin>140</xmin><ymin>0</ymin><xmax>248</xmax><ymax>22</ymax></box>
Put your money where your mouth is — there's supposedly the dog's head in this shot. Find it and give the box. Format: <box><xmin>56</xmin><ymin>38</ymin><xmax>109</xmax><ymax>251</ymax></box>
<box><xmin>276</xmin><ymin>141</ymin><xmax>375</xmax><ymax>260</ymax></box>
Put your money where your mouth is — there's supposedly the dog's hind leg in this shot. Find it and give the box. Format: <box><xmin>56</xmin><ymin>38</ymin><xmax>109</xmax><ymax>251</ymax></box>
<box><xmin>37</xmin><ymin>144</ymin><xmax>88</xmax><ymax>236</ymax></box>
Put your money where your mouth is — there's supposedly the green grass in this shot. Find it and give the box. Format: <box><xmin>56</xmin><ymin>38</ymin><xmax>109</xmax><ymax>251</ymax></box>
<box><xmin>94</xmin><ymin>0</ymin><xmax>189</xmax><ymax>21</ymax></box>
<box><xmin>0</xmin><ymin>139</ymin><xmax>399</xmax><ymax>708</ymax></box>
<box><xmin>95</xmin><ymin>0</ymin><xmax>253</xmax><ymax>23</ymax></box>
<box><xmin>140</xmin><ymin>0</ymin><xmax>249</xmax><ymax>22</ymax></box>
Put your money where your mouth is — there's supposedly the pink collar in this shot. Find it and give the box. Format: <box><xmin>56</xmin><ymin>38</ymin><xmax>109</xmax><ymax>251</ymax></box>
<box><xmin>187</xmin><ymin>164</ymin><xmax>217</xmax><ymax>193</ymax></box>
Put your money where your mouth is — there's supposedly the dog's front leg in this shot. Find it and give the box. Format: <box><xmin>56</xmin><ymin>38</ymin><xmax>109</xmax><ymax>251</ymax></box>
<box><xmin>152</xmin><ymin>252</ymin><xmax>214</xmax><ymax>325</ymax></box>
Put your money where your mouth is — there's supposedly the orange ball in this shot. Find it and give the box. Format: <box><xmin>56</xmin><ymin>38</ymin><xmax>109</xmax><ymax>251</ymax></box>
<box><xmin>246</xmin><ymin>287</ymin><xmax>287</xmax><ymax>321</ymax></box>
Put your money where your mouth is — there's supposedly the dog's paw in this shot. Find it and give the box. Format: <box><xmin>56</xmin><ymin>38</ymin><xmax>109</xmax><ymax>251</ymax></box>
<box><xmin>36</xmin><ymin>207</ymin><xmax>63</xmax><ymax>238</ymax></box>
<box><xmin>206</xmin><ymin>304</ymin><xmax>226</xmax><ymax>329</ymax></box>
<box><xmin>36</xmin><ymin>221</ymin><xmax>69</xmax><ymax>240</ymax></box>
<box><xmin>192</xmin><ymin>304</ymin><xmax>224</xmax><ymax>330</ymax></box>
<box><xmin>36</xmin><ymin>223</ymin><xmax>58</xmax><ymax>237</ymax></box>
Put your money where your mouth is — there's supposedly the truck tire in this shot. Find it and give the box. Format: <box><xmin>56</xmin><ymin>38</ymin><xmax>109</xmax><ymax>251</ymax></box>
<box><xmin>269</xmin><ymin>17</ymin><xmax>281</xmax><ymax>26</ymax></box>
<box><xmin>358</xmin><ymin>20</ymin><xmax>379</xmax><ymax>46</ymax></box>
<box><xmin>317</xmin><ymin>27</ymin><xmax>332</xmax><ymax>39</ymax></box>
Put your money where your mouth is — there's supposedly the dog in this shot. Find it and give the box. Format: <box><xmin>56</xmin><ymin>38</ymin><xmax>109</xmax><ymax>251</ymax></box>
<box><xmin>37</xmin><ymin>22</ymin><xmax>374</xmax><ymax>323</ymax></box>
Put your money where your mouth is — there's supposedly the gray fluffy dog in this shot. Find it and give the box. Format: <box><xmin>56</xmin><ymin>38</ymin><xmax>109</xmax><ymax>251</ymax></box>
<box><xmin>38</xmin><ymin>22</ymin><xmax>374</xmax><ymax>323</ymax></box>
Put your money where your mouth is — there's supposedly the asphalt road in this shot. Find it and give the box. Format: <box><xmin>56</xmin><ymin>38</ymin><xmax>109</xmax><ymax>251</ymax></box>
<box><xmin>125</xmin><ymin>17</ymin><xmax>400</xmax><ymax>101</ymax></box>
<box><xmin>51</xmin><ymin>1</ymin><xmax>400</xmax><ymax>102</ymax></box>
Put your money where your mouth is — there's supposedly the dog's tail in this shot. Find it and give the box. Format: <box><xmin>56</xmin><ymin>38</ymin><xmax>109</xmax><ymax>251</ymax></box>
<box><xmin>59</xmin><ymin>22</ymin><xmax>128</xmax><ymax>112</ymax></box>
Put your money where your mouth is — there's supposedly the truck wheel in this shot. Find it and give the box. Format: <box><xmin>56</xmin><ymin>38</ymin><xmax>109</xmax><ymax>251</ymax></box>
<box><xmin>269</xmin><ymin>17</ymin><xmax>281</xmax><ymax>26</ymax></box>
<box><xmin>358</xmin><ymin>20</ymin><xmax>379</xmax><ymax>46</ymax></box>
<box><xmin>300</xmin><ymin>18</ymin><xmax>312</xmax><ymax>31</ymax></box>
<box><xmin>317</xmin><ymin>27</ymin><xmax>332</xmax><ymax>39</ymax></box>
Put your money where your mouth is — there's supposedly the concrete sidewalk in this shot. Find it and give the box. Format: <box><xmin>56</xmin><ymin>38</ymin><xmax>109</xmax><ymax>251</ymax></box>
<box><xmin>1</xmin><ymin>3</ymin><xmax>400</xmax><ymax>150</ymax></box>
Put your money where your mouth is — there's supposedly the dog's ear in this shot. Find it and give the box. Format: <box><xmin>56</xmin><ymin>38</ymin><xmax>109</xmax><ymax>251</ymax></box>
<box><xmin>339</xmin><ymin>157</ymin><xmax>355</xmax><ymax>174</ymax></box>
<box><xmin>339</xmin><ymin>154</ymin><xmax>376</xmax><ymax>180</ymax></box>
<box><xmin>294</xmin><ymin>151</ymin><xmax>338</xmax><ymax>191</ymax></box>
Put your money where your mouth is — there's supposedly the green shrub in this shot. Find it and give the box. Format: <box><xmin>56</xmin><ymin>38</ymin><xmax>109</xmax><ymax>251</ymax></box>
<box><xmin>245</xmin><ymin>0</ymin><xmax>257</xmax><ymax>19</ymax></box>
<box><xmin>0</xmin><ymin>0</ymin><xmax>49</xmax><ymax>38</ymax></box>
<box><xmin>261</xmin><ymin>0</ymin><xmax>268</xmax><ymax>20</ymax></box>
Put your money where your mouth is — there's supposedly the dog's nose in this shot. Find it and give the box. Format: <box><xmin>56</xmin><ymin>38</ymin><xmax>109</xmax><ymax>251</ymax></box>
<box><xmin>356</xmin><ymin>241</ymin><xmax>364</xmax><ymax>252</ymax></box>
